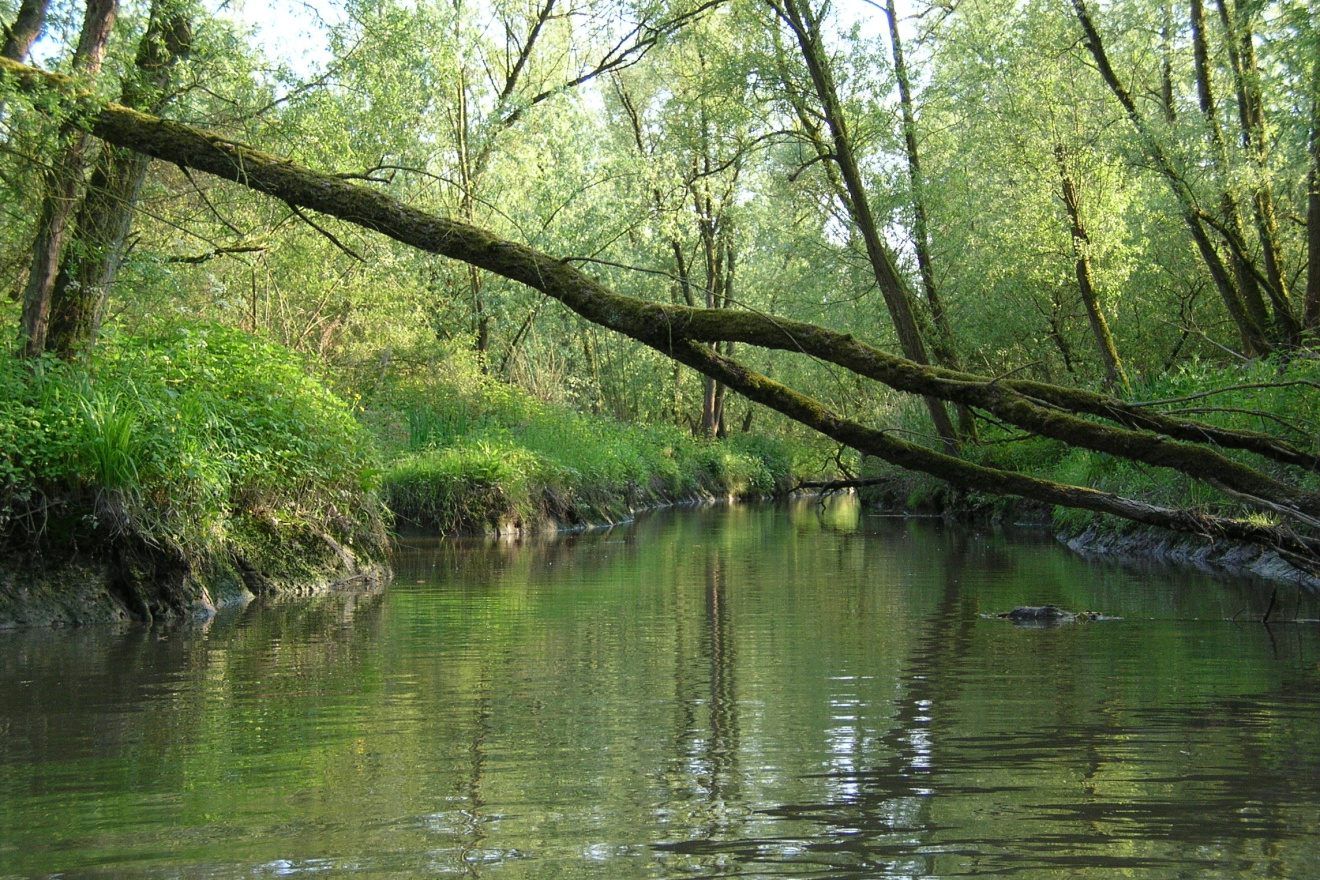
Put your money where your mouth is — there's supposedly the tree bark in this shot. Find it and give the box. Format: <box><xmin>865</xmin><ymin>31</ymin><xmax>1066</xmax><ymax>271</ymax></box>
<box><xmin>1307</xmin><ymin>50</ymin><xmax>1320</xmax><ymax>332</ymax></box>
<box><xmin>17</xmin><ymin>0</ymin><xmax>118</xmax><ymax>358</ymax></box>
<box><xmin>669</xmin><ymin>339</ymin><xmax>1320</xmax><ymax>566</ymax></box>
<box><xmin>769</xmin><ymin>0</ymin><xmax>960</xmax><ymax>453</ymax></box>
<box><xmin>1159</xmin><ymin>3</ymin><xmax>1176</xmax><ymax>124</ymax></box>
<box><xmin>10</xmin><ymin>55</ymin><xmax>1320</xmax><ymax>554</ymax></box>
<box><xmin>0</xmin><ymin>0</ymin><xmax>49</xmax><ymax>60</ymax></box>
<box><xmin>1190</xmin><ymin>0</ymin><xmax>1272</xmax><ymax>340</ymax></box>
<box><xmin>1054</xmin><ymin>144</ymin><xmax>1128</xmax><ymax>391</ymax></box>
<box><xmin>47</xmin><ymin>0</ymin><xmax>191</xmax><ymax>356</ymax></box>
<box><xmin>884</xmin><ymin>0</ymin><xmax>976</xmax><ymax>439</ymax></box>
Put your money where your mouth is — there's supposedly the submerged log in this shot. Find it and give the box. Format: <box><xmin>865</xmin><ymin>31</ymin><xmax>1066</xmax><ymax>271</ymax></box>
<box><xmin>997</xmin><ymin>604</ymin><xmax>1099</xmax><ymax>623</ymax></box>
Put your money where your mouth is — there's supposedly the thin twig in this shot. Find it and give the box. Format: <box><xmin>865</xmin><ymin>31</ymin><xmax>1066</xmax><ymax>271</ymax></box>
<box><xmin>1129</xmin><ymin>380</ymin><xmax>1320</xmax><ymax>407</ymax></box>
<box><xmin>286</xmin><ymin>203</ymin><xmax>364</xmax><ymax>262</ymax></box>
<box><xmin>179</xmin><ymin>166</ymin><xmax>244</xmax><ymax>236</ymax></box>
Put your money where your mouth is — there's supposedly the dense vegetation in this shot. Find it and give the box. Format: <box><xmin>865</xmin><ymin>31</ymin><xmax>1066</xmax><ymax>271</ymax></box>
<box><xmin>2</xmin><ymin>0</ymin><xmax>1319</xmax><ymax>620</ymax></box>
<box><xmin>369</xmin><ymin>343</ymin><xmax>797</xmax><ymax>533</ymax></box>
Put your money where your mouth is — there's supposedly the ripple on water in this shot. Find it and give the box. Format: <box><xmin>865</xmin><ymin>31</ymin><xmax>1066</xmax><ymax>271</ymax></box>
<box><xmin>1</xmin><ymin>498</ymin><xmax>1318</xmax><ymax>878</ymax></box>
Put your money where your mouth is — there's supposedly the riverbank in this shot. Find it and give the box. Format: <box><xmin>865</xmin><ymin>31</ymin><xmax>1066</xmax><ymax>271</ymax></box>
<box><xmin>366</xmin><ymin>343</ymin><xmax>803</xmax><ymax>537</ymax></box>
<box><xmin>1061</xmin><ymin>524</ymin><xmax>1320</xmax><ymax>592</ymax></box>
<box><xmin>2</xmin><ymin>325</ymin><xmax>817</xmax><ymax>626</ymax></box>
<box><xmin>1</xmin><ymin>326</ymin><xmax>390</xmax><ymax>628</ymax></box>
<box><xmin>384</xmin><ymin>430</ymin><xmax>794</xmax><ymax>537</ymax></box>
<box><xmin>858</xmin><ymin>468</ymin><xmax>1320</xmax><ymax>593</ymax></box>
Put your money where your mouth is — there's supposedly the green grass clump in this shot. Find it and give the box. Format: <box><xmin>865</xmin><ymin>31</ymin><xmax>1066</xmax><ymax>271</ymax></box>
<box><xmin>377</xmin><ymin>360</ymin><xmax>798</xmax><ymax>534</ymax></box>
<box><xmin>1</xmin><ymin>324</ymin><xmax>386</xmax><ymax>575</ymax></box>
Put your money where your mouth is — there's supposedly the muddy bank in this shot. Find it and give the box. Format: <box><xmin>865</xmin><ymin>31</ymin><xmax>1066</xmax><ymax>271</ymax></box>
<box><xmin>1062</xmin><ymin>524</ymin><xmax>1320</xmax><ymax>593</ymax></box>
<box><xmin>1</xmin><ymin>504</ymin><xmax>390</xmax><ymax>629</ymax></box>
<box><xmin>391</xmin><ymin>480</ymin><xmax>766</xmax><ymax>538</ymax></box>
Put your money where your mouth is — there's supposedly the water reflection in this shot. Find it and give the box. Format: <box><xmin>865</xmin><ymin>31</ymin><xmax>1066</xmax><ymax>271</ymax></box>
<box><xmin>1</xmin><ymin>498</ymin><xmax>1317</xmax><ymax>879</ymax></box>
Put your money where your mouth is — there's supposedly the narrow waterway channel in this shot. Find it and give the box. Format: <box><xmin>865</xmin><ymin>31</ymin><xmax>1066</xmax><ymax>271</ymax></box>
<box><xmin>2</xmin><ymin>497</ymin><xmax>1318</xmax><ymax>878</ymax></box>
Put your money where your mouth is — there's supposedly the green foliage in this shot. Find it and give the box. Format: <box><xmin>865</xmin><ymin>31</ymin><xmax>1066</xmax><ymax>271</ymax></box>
<box><xmin>379</xmin><ymin>355</ymin><xmax>799</xmax><ymax>533</ymax></box>
<box><xmin>0</xmin><ymin>324</ymin><xmax>384</xmax><ymax>562</ymax></box>
<box><xmin>76</xmin><ymin>391</ymin><xmax>141</xmax><ymax>491</ymax></box>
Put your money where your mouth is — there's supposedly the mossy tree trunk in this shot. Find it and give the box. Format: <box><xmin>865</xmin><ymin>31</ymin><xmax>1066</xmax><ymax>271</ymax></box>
<box><xmin>883</xmin><ymin>0</ymin><xmax>977</xmax><ymax>441</ymax></box>
<box><xmin>768</xmin><ymin>0</ymin><xmax>960</xmax><ymax>454</ymax></box>
<box><xmin>1054</xmin><ymin>144</ymin><xmax>1128</xmax><ymax>392</ymax></box>
<box><xmin>1308</xmin><ymin>50</ymin><xmax>1320</xmax><ymax>332</ymax></box>
<box><xmin>1069</xmin><ymin>0</ymin><xmax>1272</xmax><ymax>356</ymax></box>
<box><xmin>1215</xmin><ymin>0</ymin><xmax>1299</xmax><ymax>344</ymax></box>
<box><xmin>17</xmin><ymin>0</ymin><xmax>117</xmax><ymax>358</ymax></box>
<box><xmin>1190</xmin><ymin>0</ymin><xmax>1274</xmax><ymax>343</ymax></box>
<box><xmin>46</xmin><ymin>0</ymin><xmax>192</xmax><ymax>357</ymax></box>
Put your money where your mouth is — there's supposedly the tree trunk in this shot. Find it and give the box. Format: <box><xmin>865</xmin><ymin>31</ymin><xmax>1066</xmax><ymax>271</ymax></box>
<box><xmin>1054</xmin><ymin>145</ymin><xmax>1128</xmax><ymax>391</ymax></box>
<box><xmin>1215</xmin><ymin>0</ymin><xmax>1299</xmax><ymax>344</ymax></box>
<box><xmin>696</xmin><ymin>175</ymin><xmax>723</xmax><ymax>439</ymax></box>
<box><xmin>714</xmin><ymin>244</ymin><xmax>736</xmax><ymax>440</ymax></box>
<box><xmin>1307</xmin><ymin>53</ymin><xmax>1320</xmax><ymax>332</ymax></box>
<box><xmin>13</xmin><ymin>56</ymin><xmax>1320</xmax><ymax>557</ymax></box>
<box><xmin>1189</xmin><ymin>0</ymin><xmax>1273</xmax><ymax>343</ymax></box>
<box><xmin>1069</xmin><ymin>0</ymin><xmax>1270</xmax><ymax>356</ymax></box>
<box><xmin>615</xmin><ymin>80</ymin><xmax>697</xmax><ymax>422</ymax></box>
<box><xmin>0</xmin><ymin>0</ymin><xmax>49</xmax><ymax>60</ymax></box>
<box><xmin>884</xmin><ymin>0</ymin><xmax>976</xmax><ymax>438</ymax></box>
<box><xmin>17</xmin><ymin>0</ymin><xmax>118</xmax><ymax>358</ymax></box>
<box><xmin>1159</xmin><ymin>3</ymin><xmax>1176</xmax><ymax>124</ymax></box>
<box><xmin>47</xmin><ymin>1</ymin><xmax>191</xmax><ymax>357</ymax></box>
<box><xmin>770</xmin><ymin>0</ymin><xmax>959</xmax><ymax>453</ymax></box>
<box><xmin>0</xmin><ymin>0</ymin><xmax>49</xmax><ymax>124</ymax></box>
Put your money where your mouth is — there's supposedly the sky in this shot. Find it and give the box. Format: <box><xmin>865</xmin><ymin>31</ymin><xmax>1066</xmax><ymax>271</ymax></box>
<box><xmin>215</xmin><ymin>0</ymin><xmax>342</xmax><ymax>72</ymax></box>
<box><xmin>217</xmin><ymin>0</ymin><xmax>908</xmax><ymax>75</ymax></box>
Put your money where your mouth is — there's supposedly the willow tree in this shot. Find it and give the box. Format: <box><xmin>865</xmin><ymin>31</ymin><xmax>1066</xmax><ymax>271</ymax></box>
<box><xmin>917</xmin><ymin>0</ymin><xmax>1144</xmax><ymax>384</ymax></box>
<box><xmin>610</xmin><ymin>9</ymin><xmax>762</xmax><ymax>436</ymax></box>
<box><xmin>45</xmin><ymin>0</ymin><xmax>192</xmax><ymax>356</ymax></box>
<box><xmin>1067</xmin><ymin>0</ymin><xmax>1302</xmax><ymax>354</ymax></box>
<box><xmin>763</xmin><ymin>0</ymin><xmax>960</xmax><ymax>453</ymax></box>
<box><xmin>6</xmin><ymin>55</ymin><xmax>1319</xmax><ymax>568</ymax></box>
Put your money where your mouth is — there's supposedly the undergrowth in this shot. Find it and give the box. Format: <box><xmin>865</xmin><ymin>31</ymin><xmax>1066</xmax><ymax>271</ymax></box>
<box><xmin>369</xmin><ymin>346</ymin><xmax>799</xmax><ymax>534</ymax></box>
<box><xmin>1</xmin><ymin>324</ymin><xmax>387</xmax><ymax>574</ymax></box>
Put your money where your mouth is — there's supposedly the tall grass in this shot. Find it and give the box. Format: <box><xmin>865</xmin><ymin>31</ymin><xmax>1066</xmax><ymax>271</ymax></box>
<box><xmin>76</xmin><ymin>391</ymin><xmax>140</xmax><ymax>491</ymax></box>
<box><xmin>378</xmin><ymin>362</ymin><xmax>800</xmax><ymax>533</ymax></box>
<box><xmin>1</xmin><ymin>324</ymin><xmax>386</xmax><ymax>566</ymax></box>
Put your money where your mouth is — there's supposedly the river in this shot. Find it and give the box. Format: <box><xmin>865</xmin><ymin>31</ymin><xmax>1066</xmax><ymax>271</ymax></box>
<box><xmin>2</xmin><ymin>497</ymin><xmax>1318</xmax><ymax>878</ymax></box>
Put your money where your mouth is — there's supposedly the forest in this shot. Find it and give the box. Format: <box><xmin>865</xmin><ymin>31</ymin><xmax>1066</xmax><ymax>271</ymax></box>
<box><xmin>1</xmin><ymin>0</ymin><xmax>1319</xmax><ymax>621</ymax></box>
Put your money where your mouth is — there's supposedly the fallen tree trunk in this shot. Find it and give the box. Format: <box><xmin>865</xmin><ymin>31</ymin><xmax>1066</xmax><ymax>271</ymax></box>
<box><xmin>3</xmin><ymin>56</ymin><xmax>1317</xmax><ymax>566</ymax></box>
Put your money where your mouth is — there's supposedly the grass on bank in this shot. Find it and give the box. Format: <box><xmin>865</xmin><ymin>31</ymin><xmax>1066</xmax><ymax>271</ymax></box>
<box><xmin>370</xmin><ymin>350</ymin><xmax>799</xmax><ymax>534</ymax></box>
<box><xmin>1</xmin><ymin>324</ymin><xmax>387</xmax><ymax>584</ymax></box>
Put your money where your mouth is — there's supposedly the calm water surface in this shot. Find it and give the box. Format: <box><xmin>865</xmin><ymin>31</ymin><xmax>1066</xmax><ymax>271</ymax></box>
<box><xmin>2</xmin><ymin>498</ymin><xmax>1319</xmax><ymax>879</ymax></box>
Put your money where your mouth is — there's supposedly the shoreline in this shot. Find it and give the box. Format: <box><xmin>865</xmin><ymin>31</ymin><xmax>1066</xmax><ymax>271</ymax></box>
<box><xmin>1060</xmin><ymin>523</ymin><xmax>1320</xmax><ymax>593</ymax></box>
<box><xmin>8</xmin><ymin>488</ymin><xmax>1316</xmax><ymax>630</ymax></box>
<box><xmin>857</xmin><ymin>471</ymin><xmax>1320</xmax><ymax>594</ymax></box>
